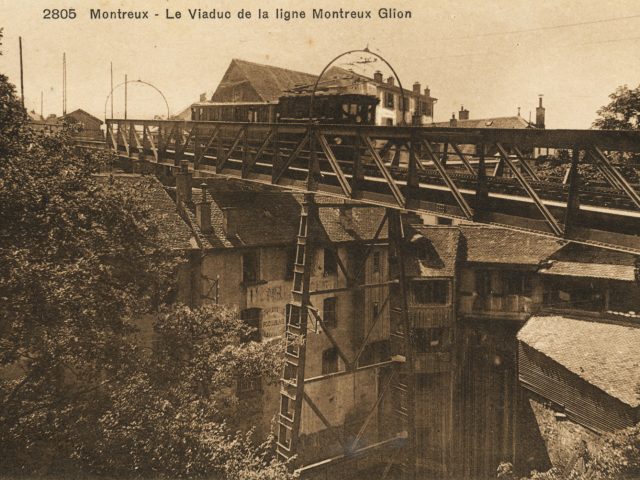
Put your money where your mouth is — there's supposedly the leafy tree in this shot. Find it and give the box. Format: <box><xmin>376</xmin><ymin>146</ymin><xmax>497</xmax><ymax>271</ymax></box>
<box><xmin>0</xmin><ymin>67</ymin><xmax>293</xmax><ymax>478</ymax></box>
<box><xmin>593</xmin><ymin>84</ymin><xmax>640</xmax><ymax>131</ymax></box>
<box><xmin>498</xmin><ymin>423</ymin><xmax>640</xmax><ymax>480</ymax></box>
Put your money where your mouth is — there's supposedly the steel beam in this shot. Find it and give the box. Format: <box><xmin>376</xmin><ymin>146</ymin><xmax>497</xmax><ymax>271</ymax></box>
<box><xmin>495</xmin><ymin>142</ymin><xmax>563</xmax><ymax>236</ymax></box>
<box><xmin>362</xmin><ymin>134</ymin><xmax>405</xmax><ymax>207</ymax></box>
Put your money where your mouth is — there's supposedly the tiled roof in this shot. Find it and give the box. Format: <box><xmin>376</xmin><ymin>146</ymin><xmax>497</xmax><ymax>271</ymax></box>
<box><xmin>95</xmin><ymin>174</ymin><xmax>196</xmax><ymax>251</ymax></box>
<box><xmin>405</xmin><ymin>226</ymin><xmax>461</xmax><ymax>277</ymax></box>
<box><xmin>459</xmin><ymin>225</ymin><xmax>565</xmax><ymax>265</ymax></box>
<box><xmin>430</xmin><ymin>116</ymin><xmax>533</xmax><ymax>129</ymax></box>
<box><xmin>539</xmin><ymin>243</ymin><xmax>638</xmax><ymax>281</ymax></box>
<box><xmin>190</xmin><ymin>178</ymin><xmax>387</xmax><ymax>249</ymax></box>
<box><xmin>540</xmin><ymin>262</ymin><xmax>637</xmax><ymax>282</ymax></box>
<box><xmin>221</xmin><ymin>59</ymin><xmax>318</xmax><ymax>102</ymax></box>
<box><xmin>518</xmin><ymin>315</ymin><xmax>640</xmax><ymax>407</ymax></box>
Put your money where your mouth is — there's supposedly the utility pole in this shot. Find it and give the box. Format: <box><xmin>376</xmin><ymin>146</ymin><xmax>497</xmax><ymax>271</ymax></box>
<box><xmin>19</xmin><ymin>37</ymin><xmax>24</xmax><ymax>108</ymax></box>
<box><xmin>40</xmin><ymin>91</ymin><xmax>43</xmax><ymax>118</ymax></box>
<box><xmin>124</xmin><ymin>74</ymin><xmax>127</xmax><ymax>120</ymax></box>
<box><xmin>110</xmin><ymin>62</ymin><xmax>114</xmax><ymax>118</ymax></box>
<box><xmin>62</xmin><ymin>52</ymin><xmax>67</xmax><ymax>115</ymax></box>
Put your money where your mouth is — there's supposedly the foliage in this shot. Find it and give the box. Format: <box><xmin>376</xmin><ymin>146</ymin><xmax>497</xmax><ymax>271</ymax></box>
<box><xmin>532</xmin><ymin>83</ymin><xmax>640</xmax><ymax>185</ymax></box>
<box><xmin>593</xmin><ymin>84</ymin><xmax>640</xmax><ymax>131</ymax></box>
<box><xmin>498</xmin><ymin>423</ymin><xmax>640</xmax><ymax>480</ymax></box>
<box><xmin>0</xmin><ymin>71</ymin><xmax>292</xmax><ymax>478</ymax></box>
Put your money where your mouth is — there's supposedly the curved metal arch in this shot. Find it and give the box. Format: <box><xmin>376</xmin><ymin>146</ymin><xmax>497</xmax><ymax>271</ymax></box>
<box><xmin>308</xmin><ymin>48</ymin><xmax>407</xmax><ymax>125</ymax></box>
<box><xmin>104</xmin><ymin>79</ymin><xmax>171</xmax><ymax>120</ymax></box>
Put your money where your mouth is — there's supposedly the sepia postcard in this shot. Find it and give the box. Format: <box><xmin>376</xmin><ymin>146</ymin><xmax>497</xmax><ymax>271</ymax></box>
<box><xmin>0</xmin><ymin>1</ymin><xmax>639</xmax><ymax>479</ymax></box>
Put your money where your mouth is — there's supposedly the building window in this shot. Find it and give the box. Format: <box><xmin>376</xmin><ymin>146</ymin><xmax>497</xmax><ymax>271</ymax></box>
<box><xmin>285</xmin><ymin>247</ymin><xmax>296</xmax><ymax>280</ymax></box>
<box><xmin>242</xmin><ymin>251</ymin><xmax>260</xmax><ymax>285</ymax></box>
<box><xmin>504</xmin><ymin>271</ymin><xmax>533</xmax><ymax>296</ymax></box>
<box><xmin>373</xmin><ymin>251</ymin><xmax>381</xmax><ymax>273</ymax></box>
<box><xmin>385</xmin><ymin>118</ymin><xmax>394</xmax><ymax>126</ymax></box>
<box><xmin>437</xmin><ymin>216</ymin><xmax>453</xmax><ymax>226</ymax></box>
<box><xmin>322</xmin><ymin>348</ymin><xmax>339</xmax><ymax>374</ymax></box>
<box><xmin>372</xmin><ymin>301</ymin><xmax>380</xmax><ymax>319</ymax></box>
<box><xmin>411</xmin><ymin>280</ymin><xmax>449</xmax><ymax>305</ymax></box>
<box><xmin>476</xmin><ymin>270</ymin><xmax>492</xmax><ymax>297</ymax></box>
<box><xmin>323</xmin><ymin>297</ymin><xmax>337</xmax><ymax>328</ymax></box>
<box><xmin>240</xmin><ymin>308</ymin><xmax>261</xmax><ymax>343</ymax></box>
<box><xmin>415</xmin><ymin>327</ymin><xmax>448</xmax><ymax>353</ymax></box>
<box><xmin>323</xmin><ymin>248</ymin><xmax>338</xmax><ymax>276</ymax></box>
<box><xmin>384</xmin><ymin>92</ymin><xmax>395</xmax><ymax>109</ymax></box>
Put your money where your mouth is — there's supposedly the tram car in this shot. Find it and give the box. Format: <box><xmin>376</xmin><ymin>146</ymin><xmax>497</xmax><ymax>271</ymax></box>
<box><xmin>190</xmin><ymin>93</ymin><xmax>378</xmax><ymax>125</ymax></box>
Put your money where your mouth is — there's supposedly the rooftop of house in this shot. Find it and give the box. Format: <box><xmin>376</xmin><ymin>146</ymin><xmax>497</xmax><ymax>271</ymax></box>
<box><xmin>188</xmin><ymin>178</ymin><xmax>387</xmax><ymax>249</ymax></box>
<box><xmin>95</xmin><ymin>174</ymin><xmax>197</xmax><ymax>251</ymax></box>
<box><xmin>539</xmin><ymin>243</ymin><xmax>638</xmax><ymax>282</ymax></box>
<box><xmin>458</xmin><ymin>224</ymin><xmax>565</xmax><ymax>266</ymax></box>
<box><xmin>518</xmin><ymin>315</ymin><xmax>640</xmax><ymax>407</ymax></box>
<box><xmin>405</xmin><ymin>226</ymin><xmax>461</xmax><ymax>277</ymax></box>
<box><xmin>430</xmin><ymin>116</ymin><xmax>534</xmax><ymax>129</ymax></box>
<box><xmin>216</xmin><ymin>58</ymin><xmax>319</xmax><ymax>103</ymax></box>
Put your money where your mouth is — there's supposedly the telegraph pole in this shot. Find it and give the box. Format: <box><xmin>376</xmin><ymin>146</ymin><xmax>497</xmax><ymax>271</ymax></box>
<box><xmin>62</xmin><ymin>52</ymin><xmax>67</xmax><ymax>115</ymax></box>
<box><xmin>110</xmin><ymin>62</ymin><xmax>114</xmax><ymax>118</ymax></box>
<box><xmin>19</xmin><ymin>37</ymin><xmax>24</xmax><ymax>108</ymax></box>
<box><xmin>124</xmin><ymin>74</ymin><xmax>127</xmax><ymax>120</ymax></box>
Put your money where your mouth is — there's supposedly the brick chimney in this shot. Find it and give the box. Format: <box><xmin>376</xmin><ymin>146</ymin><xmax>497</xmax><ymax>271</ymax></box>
<box><xmin>449</xmin><ymin>113</ymin><xmax>457</xmax><ymax>127</ymax></box>
<box><xmin>175</xmin><ymin>160</ymin><xmax>192</xmax><ymax>205</ymax></box>
<box><xmin>413</xmin><ymin>82</ymin><xmax>421</xmax><ymax>94</ymax></box>
<box><xmin>195</xmin><ymin>183</ymin><xmax>212</xmax><ymax>233</ymax></box>
<box><xmin>387</xmin><ymin>76</ymin><xmax>394</xmax><ymax>86</ymax></box>
<box><xmin>373</xmin><ymin>71</ymin><xmax>383</xmax><ymax>83</ymax></box>
<box><xmin>199</xmin><ymin>92</ymin><xmax>207</xmax><ymax>102</ymax></box>
<box><xmin>424</xmin><ymin>86</ymin><xmax>431</xmax><ymax>98</ymax></box>
<box><xmin>458</xmin><ymin>106</ymin><xmax>469</xmax><ymax>120</ymax></box>
<box><xmin>536</xmin><ymin>95</ymin><xmax>545</xmax><ymax>129</ymax></box>
<box><xmin>222</xmin><ymin>207</ymin><xmax>239</xmax><ymax>238</ymax></box>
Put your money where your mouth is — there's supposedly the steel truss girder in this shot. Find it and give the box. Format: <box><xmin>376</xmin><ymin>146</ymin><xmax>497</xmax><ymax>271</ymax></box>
<box><xmin>495</xmin><ymin>142</ymin><xmax>563</xmax><ymax>235</ymax></box>
<box><xmin>590</xmin><ymin>147</ymin><xmax>640</xmax><ymax>209</ymax></box>
<box><xmin>362</xmin><ymin>135</ymin><xmax>405</xmax><ymax>207</ymax></box>
<box><xmin>273</xmin><ymin>131</ymin><xmax>310</xmax><ymax>184</ymax></box>
<box><xmin>422</xmin><ymin>140</ymin><xmax>474</xmax><ymax>219</ymax></box>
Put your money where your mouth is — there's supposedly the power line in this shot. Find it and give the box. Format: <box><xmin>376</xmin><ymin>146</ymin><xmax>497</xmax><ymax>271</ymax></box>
<box><xmin>430</xmin><ymin>13</ymin><xmax>640</xmax><ymax>41</ymax></box>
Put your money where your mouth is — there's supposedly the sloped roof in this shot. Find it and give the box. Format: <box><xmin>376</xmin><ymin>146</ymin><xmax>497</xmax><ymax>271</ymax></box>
<box><xmin>63</xmin><ymin>108</ymin><xmax>103</xmax><ymax>124</ymax></box>
<box><xmin>430</xmin><ymin>116</ymin><xmax>533</xmax><ymax>129</ymax></box>
<box><xmin>459</xmin><ymin>225</ymin><xmax>565</xmax><ymax>265</ymax></box>
<box><xmin>95</xmin><ymin>174</ymin><xmax>196</xmax><ymax>251</ymax></box>
<box><xmin>405</xmin><ymin>226</ymin><xmax>460</xmax><ymax>277</ymax></box>
<box><xmin>218</xmin><ymin>59</ymin><xmax>318</xmax><ymax>102</ymax></box>
<box><xmin>539</xmin><ymin>243</ymin><xmax>638</xmax><ymax>281</ymax></box>
<box><xmin>518</xmin><ymin>315</ymin><xmax>640</xmax><ymax>407</ymax></box>
<box><xmin>190</xmin><ymin>178</ymin><xmax>387</xmax><ymax>249</ymax></box>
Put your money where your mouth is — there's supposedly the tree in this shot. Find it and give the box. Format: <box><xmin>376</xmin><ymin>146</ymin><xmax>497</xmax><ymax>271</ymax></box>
<box><xmin>0</xmin><ymin>69</ymin><xmax>293</xmax><ymax>478</ymax></box>
<box><xmin>593</xmin><ymin>84</ymin><xmax>640</xmax><ymax>131</ymax></box>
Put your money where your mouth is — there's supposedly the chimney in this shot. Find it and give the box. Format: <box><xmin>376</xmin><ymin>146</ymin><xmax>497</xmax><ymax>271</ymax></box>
<box><xmin>387</xmin><ymin>76</ymin><xmax>394</xmax><ymax>86</ymax></box>
<box><xmin>222</xmin><ymin>207</ymin><xmax>239</xmax><ymax>238</ymax></box>
<box><xmin>199</xmin><ymin>92</ymin><xmax>207</xmax><ymax>102</ymax></box>
<box><xmin>536</xmin><ymin>95</ymin><xmax>545</xmax><ymax>129</ymax></box>
<box><xmin>413</xmin><ymin>82</ymin><xmax>421</xmax><ymax>94</ymax></box>
<box><xmin>458</xmin><ymin>106</ymin><xmax>469</xmax><ymax>121</ymax></box>
<box><xmin>424</xmin><ymin>86</ymin><xmax>431</xmax><ymax>98</ymax></box>
<box><xmin>449</xmin><ymin>113</ymin><xmax>457</xmax><ymax>127</ymax></box>
<box><xmin>175</xmin><ymin>160</ymin><xmax>192</xmax><ymax>205</ymax></box>
<box><xmin>373</xmin><ymin>71</ymin><xmax>383</xmax><ymax>83</ymax></box>
<box><xmin>517</xmin><ymin>106</ymin><xmax>521</xmax><ymax>117</ymax></box>
<box><xmin>195</xmin><ymin>183</ymin><xmax>212</xmax><ymax>233</ymax></box>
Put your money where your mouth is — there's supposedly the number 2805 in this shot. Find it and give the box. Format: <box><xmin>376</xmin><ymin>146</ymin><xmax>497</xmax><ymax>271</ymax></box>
<box><xmin>43</xmin><ymin>8</ymin><xmax>77</xmax><ymax>19</ymax></box>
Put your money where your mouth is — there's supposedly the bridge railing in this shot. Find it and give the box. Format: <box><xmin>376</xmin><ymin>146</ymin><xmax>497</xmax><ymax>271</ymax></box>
<box><xmin>105</xmin><ymin>119</ymin><xmax>640</xmax><ymax>255</ymax></box>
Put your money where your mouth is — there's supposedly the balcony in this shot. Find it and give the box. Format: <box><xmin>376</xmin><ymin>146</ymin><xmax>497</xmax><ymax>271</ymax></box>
<box><xmin>460</xmin><ymin>293</ymin><xmax>537</xmax><ymax>322</ymax></box>
<box><xmin>408</xmin><ymin>305</ymin><xmax>452</xmax><ymax>328</ymax></box>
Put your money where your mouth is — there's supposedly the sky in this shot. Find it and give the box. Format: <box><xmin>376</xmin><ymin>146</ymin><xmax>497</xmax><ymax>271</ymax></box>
<box><xmin>1</xmin><ymin>0</ymin><xmax>639</xmax><ymax>128</ymax></box>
